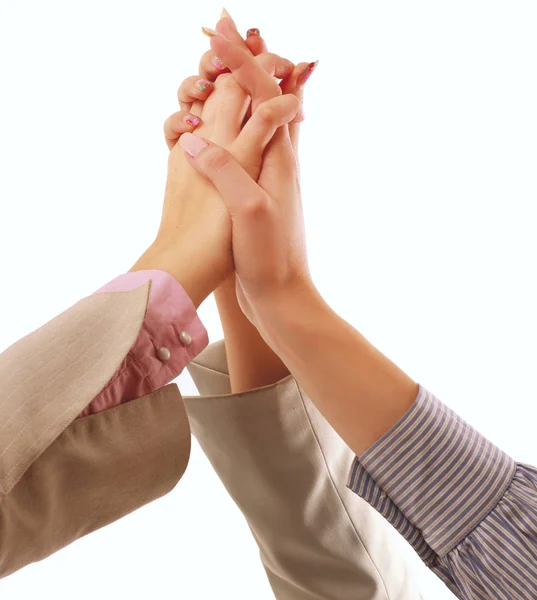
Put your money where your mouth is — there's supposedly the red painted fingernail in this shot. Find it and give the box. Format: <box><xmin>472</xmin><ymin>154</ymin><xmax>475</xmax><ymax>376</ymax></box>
<box><xmin>184</xmin><ymin>114</ymin><xmax>202</xmax><ymax>128</ymax></box>
<box><xmin>299</xmin><ymin>61</ymin><xmax>319</xmax><ymax>85</ymax></box>
<box><xmin>247</xmin><ymin>28</ymin><xmax>260</xmax><ymax>37</ymax></box>
<box><xmin>211</xmin><ymin>56</ymin><xmax>228</xmax><ymax>71</ymax></box>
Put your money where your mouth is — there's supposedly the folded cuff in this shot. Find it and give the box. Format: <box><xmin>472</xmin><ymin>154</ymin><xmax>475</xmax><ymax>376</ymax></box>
<box><xmin>347</xmin><ymin>384</ymin><xmax>517</xmax><ymax>558</ymax></box>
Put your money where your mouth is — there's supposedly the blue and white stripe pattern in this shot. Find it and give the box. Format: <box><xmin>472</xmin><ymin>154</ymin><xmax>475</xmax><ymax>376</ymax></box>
<box><xmin>347</xmin><ymin>384</ymin><xmax>537</xmax><ymax>599</ymax></box>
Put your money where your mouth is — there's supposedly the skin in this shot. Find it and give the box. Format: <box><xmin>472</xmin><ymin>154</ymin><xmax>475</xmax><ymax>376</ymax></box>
<box><xmin>133</xmin><ymin>12</ymin><xmax>419</xmax><ymax>457</ymax></box>
<box><xmin>179</xmin><ymin>28</ymin><xmax>420</xmax><ymax>458</ymax></box>
<box><xmin>133</xmin><ymin>13</ymin><xmax>306</xmax><ymax>391</ymax></box>
<box><xmin>203</xmin><ymin>19</ymin><xmax>298</xmax><ymax>392</ymax></box>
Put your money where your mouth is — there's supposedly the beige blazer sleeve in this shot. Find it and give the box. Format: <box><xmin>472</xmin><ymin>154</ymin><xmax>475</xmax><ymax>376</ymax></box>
<box><xmin>184</xmin><ymin>340</ymin><xmax>422</xmax><ymax>600</ymax></box>
<box><xmin>0</xmin><ymin>281</ymin><xmax>190</xmax><ymax>578</ymax></box>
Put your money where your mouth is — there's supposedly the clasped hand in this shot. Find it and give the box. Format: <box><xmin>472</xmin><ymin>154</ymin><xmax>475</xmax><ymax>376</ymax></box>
<box><xmin>131</xmin><ymin>11</ymin><xmax>318</xmax><ymax>332</ymax></box>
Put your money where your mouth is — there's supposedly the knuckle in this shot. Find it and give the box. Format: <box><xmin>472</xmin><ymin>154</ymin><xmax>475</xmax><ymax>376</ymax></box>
<box><xmin>242</xmin><ymin>194</ymin><xmax>270</xmax><ymax>219</ymax></box>
<box><xmin>163</xmin><ymin>113</ymin><xmax>177</xmax><ymax>133</ymax></box>
<box><xmin>214</xmin><ymin>73</ymin><xmax>234</xmax><ymax>90</ymax></box>
<box><xmin>203</xmin><ymin>148</ymin><xmax>231</xmax><ymax>174</ymax></box>
<box><xmin>256</xmin><ymin>102</ymin><xmax>277</xmax><ymax>125</ymax></box>
<box><xmin>255</xmin><ymin>53</ymin><xmax>270</xmax><ymax>68</ymax></box>
<box><xmin>222</xmin><ymin>73</ymin><xmax>239</xmax><ymax>88</ymax></box>
<box><xmin>200</xmin><ymin>50</ymin><xmax>213</xmax><ymax>65</ymax></box>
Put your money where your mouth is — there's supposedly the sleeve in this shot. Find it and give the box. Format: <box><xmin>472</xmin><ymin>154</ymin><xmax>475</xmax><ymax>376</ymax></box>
<box><xmin>0</xmin><ymin>269</ymin><xmax>208</xmax><ymax>578</ymax></box>
<box><xmin>79</xmin><ymin>269</ymin><xmax>208</xmax><ymax>416</ymax></box>
<box><xmin>347</xmin><ymin>384</ymin><xmax>537</xmax><ymax>600</ymax></box>
<box><xmin>183</xmin><ymin>340</ymin><xmax>423</xmax><ymax>600</ymax></box>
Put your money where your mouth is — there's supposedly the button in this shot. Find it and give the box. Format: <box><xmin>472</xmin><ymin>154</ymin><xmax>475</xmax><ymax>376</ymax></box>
<box><xmin>157</xmin><ymin>347</ymin><xmax>171</xmax><ymax>361</ymax></box>
<box><xmin>380</xmin><ymin>491</ymin><xmax>387</xmax><ymax>500</ymax></box>
<box><xmin>179</xmin><ymin>331</ymin><xmax>192</xmax><ymax>345</ymax></box>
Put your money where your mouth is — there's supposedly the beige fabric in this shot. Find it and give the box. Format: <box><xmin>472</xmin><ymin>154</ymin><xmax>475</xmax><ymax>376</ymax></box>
<box><xmin>0</xmin><ymin>283</ymin><xmax>191</xmax><ymax>578</ymax></box>
<box><xmin>185</xmin><ymin>340</ymin><xmax>422</xmax><ymax>600</ymax></box>
<box><xmin>0</xmin><ymin>281</ymin><xmax>152</xmax><ymax>496</ymax></box>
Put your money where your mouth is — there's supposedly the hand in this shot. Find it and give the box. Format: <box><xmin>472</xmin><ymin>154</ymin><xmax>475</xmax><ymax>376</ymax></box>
<box><xmin>131</xmin><ymin>18</ymin><xmax>301</xmax><ymax>308</ymax></box>
<box><xmin>158</xmin><ymin>12</ymin><xmax>307</xmax><ymax>392</ymax></box>
<box><xmin>179</xmin><ymin>32</ymin><xmax>319</xmax><ymax>326</ymax></box>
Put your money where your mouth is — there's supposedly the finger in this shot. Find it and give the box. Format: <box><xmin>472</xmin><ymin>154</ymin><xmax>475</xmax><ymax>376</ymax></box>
<box><xmin>216</xmin><ymin>9</ymin><xmax>249</xmax><ymax>51</ymax></box>
<box><xmin>256</xmin><ymin>53</ymin><xmax>296</xmax><ymax>80</ymax></box>
<box><xmin>245</xmin><ymin>28</ymin><xmax>268</xmax><ymax>55</ymax></box>
<box><xmin>199</xmin><ymin>49</ymin><xmax>231</xmax><ymax>82</ymax></box>
<box><xmin>177</xmin><ymin>75</ymin><xmax>215</xmax><ymax>112</ymax></box>
<box><xmin>211</xmin><ymin>74</ymin><xmax>251</xmax><ymax>146</ymax></box>
<box><xmin>178</xmin><ymin>133</ymin><xmax>270</xmax><ymax>221</ymax></box>
<box><xmin>280</xmin><ymin>61</ymin><xmax>319</xmax><ymax>153</ymax></box>
<box><xmin>262</xmin><ymin>124</ymin><xmax>300</xmax><ymax>183</ymax></box>
<box><xmin>231</xmin><ymin>94</ymin><xmax>300</xmax><ymax>178</ymax></box>
<box><xmin>163</xmin><ymin>111</ymin><xmax>203</xmax><ymax>150</ymax></box>
<box><xmin>207</xmin><ymin>33</ymin><xmax>291</xmax><ymax>111</ymax></box>
<box><xmin>229</xmin><ymin>52</ymin><xmax>296</xmax><ymax>126</ymax></box>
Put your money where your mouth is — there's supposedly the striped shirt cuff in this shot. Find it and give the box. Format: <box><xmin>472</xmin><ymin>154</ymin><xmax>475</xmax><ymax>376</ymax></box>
<box><xmin>347</xmin><ymin>384</ymin><xmax>517</xmax><ymax>559</ymax></box>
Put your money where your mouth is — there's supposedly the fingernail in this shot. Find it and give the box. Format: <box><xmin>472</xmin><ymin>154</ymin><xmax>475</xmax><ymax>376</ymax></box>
<box><xmin>180</xmin><ymin>133</ymin><xmax>208</xmax><ymax>157</ymax></box>
<box><xmin>202</xmin><ymin>26</ymin><xmax>224</xmax><ymax>38</ymax></box>
<box><xmin>299</xmin><ymin>60</ymin><xmax>319</xmax><ymax>85</ymax></box>
<box><xmin>184</xmin><ymin>114</ymin><xmax>202</xmax><ymax>128</ymax></box>
<box><xmin>195</xmin><ymin>78</ymin><xmax>213</xmax><ymax>92</ymax></box>
<box><xmin>211</xmin><ymin>56</ymin><xmax>228</xmax><ymax>71</ymax></box>
<box><xmin>221</xmin><ymin>7</ymin><xmax>232</xmax><ymax>20</ymax></box>
<box><xmin>247</xmin><ymin>28</ymin><xmax>260</xmax><ymax>37</ymax></box>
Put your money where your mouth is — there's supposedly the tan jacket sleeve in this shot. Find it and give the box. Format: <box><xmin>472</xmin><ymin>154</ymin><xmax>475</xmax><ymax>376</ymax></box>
<box><xmin>0</xmin><ymin>281</ymin><xmax>190</xmax><ymax>578</ymax></box>
<box><xmin>184</xmin><ymin>341</ymin><xmax>422</xmax><ymax>600</ymax></box>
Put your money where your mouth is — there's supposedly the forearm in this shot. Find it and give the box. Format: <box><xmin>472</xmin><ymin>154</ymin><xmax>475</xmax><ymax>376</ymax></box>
<box><xmin>255</xmin><ymin>282</ymin><xmax>419</xmax><ymax>456</ymax></box>
<box><xmin>130</xmin><ymin>236</ymin><xmax>220</xmax><ymax>310</ymax></box>
<box><xmin>214</xmin><ymin>274</ymin><xmax>289</xmax><ymax>393</ymax></box>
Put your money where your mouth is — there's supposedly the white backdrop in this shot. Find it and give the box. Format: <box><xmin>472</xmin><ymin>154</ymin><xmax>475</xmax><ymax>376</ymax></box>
<box><xmin>1</xmin><ymin>1</ymin><xmax>536</xmax><ymax>598</ymax></box>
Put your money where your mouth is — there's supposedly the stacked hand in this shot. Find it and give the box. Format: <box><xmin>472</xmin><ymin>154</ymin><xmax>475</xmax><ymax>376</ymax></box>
<box><xmin>131</xmin><ymin>9</ymin><xmax>421</xmax><ymax>486</ymax></box>
<box><xmin>131</xmin><ymin>10</ymin><xmax>319</xmax><ymax>335</ymax></box>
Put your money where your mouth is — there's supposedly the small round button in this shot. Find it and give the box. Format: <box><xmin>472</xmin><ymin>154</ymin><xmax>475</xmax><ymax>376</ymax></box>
<box><xmin>157</xmin><ymin>347</ymin><xmax>171</xmax><ymax>361</ymax></box>
<box><xmin>179</xmin><ymin>331</ymin><xmax>192</xmax><ymax>346</ymax></box>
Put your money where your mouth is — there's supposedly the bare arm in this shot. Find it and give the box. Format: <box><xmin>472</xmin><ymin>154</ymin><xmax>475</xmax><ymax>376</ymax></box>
<box><xmin>253</xmin><ymin>282</ymin><xmax>419</xmax><ymax>456</ymax></box>
<box><xmin>215</xmin><ymin>275</ymin><xmax>289</xmax><ymax>392</ymax></box>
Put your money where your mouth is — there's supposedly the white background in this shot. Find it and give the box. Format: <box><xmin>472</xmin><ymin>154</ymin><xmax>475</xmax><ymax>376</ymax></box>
<box><xmin>1</xmin><ymin>0</ymin><xmax>536</xmax><ymax>598</ymax></box>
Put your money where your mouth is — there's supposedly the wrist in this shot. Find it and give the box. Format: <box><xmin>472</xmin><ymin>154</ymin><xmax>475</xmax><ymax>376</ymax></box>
<box><xmin>130</xmin><ymin>238</ymin><xmax>229</xmax><ymax>309</ymax></box>
<box><xmin>251</xmin><ymin>278</ymin><xmax>329</xmax><ymax>354</ymax></box>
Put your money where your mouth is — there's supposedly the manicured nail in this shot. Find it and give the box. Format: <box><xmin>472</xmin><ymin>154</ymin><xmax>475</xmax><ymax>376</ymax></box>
<box><xmin>179</xmin><ymin>133</ymin><xmax>208</xmax><ymax>157</ymax></box>
<box><xmin>184</xmin><ymin>114</ymin><xmax>202</xmax><ymax>128</ymax></box>
<box><xmin>299</xmin><ymin>61</ymin><xmax>319</xmax><ymax>85</ymax></box>
<box><xmin>247</xmin><ymin>28</ymin><xmax>260</xmax><ymax>37</ymax></box>
<box><xmin>221</xmin><ymin>7</ymin><xmax>232</xmax><ymax>20</ymax></box>
<box><xmin>202</xmin><ymin>26</ymin><xmax>224</xmax><ymax>38</ymax></box>
<box><xmin>211</xmin><ymin>56</ymin><xmax>227</xmax><ymax>71</ymax></box>
<box><xmin>195</xmin><ymin>78</ymin><xmax>213</xmax><ymax>92</ymax></box>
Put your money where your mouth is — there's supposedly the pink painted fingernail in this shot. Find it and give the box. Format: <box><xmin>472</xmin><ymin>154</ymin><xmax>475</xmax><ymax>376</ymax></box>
<box><xmin>299</xmin><ymin>60</ymin><xmax>319</xmax><ymax>85</ymax></box>
<box><xmin>247</xmin><ymin>28</ymin><xmax>260</xmax><ymax>37</ymax></box>
<box><xmin>184</xmin><ymin>114</ymin><xmax>202</xmax><ymax>128</ymax></box>
<box><xmin>179</xmin><ymin>132</ymin><xmax>208</xmax><ymax>157</ymax></box>
<box><xmin>195</xmin><ymin>78</ymin><xmax>213</xmax><ymax>92</ymax></box>
<box><xmin>211</xmin><ymin>56</ymin><xmax>228</xmax><ymax>71</ymax></box>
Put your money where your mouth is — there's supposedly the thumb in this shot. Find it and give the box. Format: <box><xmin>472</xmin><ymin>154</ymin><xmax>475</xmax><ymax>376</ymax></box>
<box><xmin>179</xmin><ymin>133</ymin><xmax>270</xmax><ymax>220</ymax></box>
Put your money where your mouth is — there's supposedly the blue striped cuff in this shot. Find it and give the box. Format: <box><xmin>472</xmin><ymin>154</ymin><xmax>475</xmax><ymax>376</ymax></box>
<box><xmin>347</xmin><ymin>385</ymin><xmax>516</xmax><ymax>558</ymax></box>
